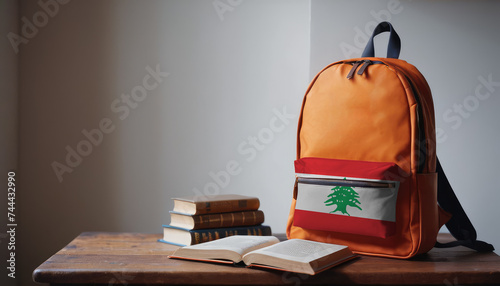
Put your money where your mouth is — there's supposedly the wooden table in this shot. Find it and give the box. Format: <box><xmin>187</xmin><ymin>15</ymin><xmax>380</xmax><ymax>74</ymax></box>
<box><xmin>33</xmin><ymin>232</ymin><xmax>500</xmax><ymax>285</ymax></box>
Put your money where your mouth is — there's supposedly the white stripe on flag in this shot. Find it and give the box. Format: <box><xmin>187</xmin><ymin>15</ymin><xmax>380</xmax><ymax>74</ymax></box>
<box><xmin>296</xmin><ymin>182</ymin><xmax>398</xmax><ymax>222</ymax></box>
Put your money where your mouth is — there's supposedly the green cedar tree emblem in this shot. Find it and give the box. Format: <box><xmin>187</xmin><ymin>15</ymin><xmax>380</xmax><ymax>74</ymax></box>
<box><xmin>324</xmin><ymin>178</ymin><xmax>362</xmax><ymax>216</ymax></box>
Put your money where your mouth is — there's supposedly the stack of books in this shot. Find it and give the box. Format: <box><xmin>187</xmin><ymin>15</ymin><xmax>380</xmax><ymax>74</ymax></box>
<box><xmin>159</xmin><ymin>194</ymin><xmax>272</xmax><ymax>246</ymax></box>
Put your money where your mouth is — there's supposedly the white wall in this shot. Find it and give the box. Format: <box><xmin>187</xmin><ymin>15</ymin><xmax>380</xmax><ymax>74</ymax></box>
<box><xmin>1</xmin><ymin>1</ymin><xmax>18</xmax><ymax>286</ymax></box>
<box><xmin>17</xmin><ymin>1</ymin><xmax>310</xmax><ymax>285</ymax></box>
<box><xmin>310</xmin><ymin>0</ymin><xmax>500</xmax><ymax>251</ymax></box>
<box><xmin>12</xmin><ymin>1</ymin><xmax>499</xmax><ymax>285</ymax></box>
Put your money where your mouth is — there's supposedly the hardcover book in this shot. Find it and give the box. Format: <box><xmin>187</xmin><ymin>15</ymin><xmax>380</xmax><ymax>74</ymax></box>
<box><xmin>169</xmin><ymin>210</ymin><xmax>265</xmax><ymax>230</ymax></box>
<box><xmin>168</xmin><ymin>235</ymin><xmax>356</xmax><ymax>275</ymax></box>
<box><xmin>172</xmin><ymin>194</ymin><xmax>260</xmax><ymax>215</ymax></box>
<box><xmin>159</xmin><ymin>224</ymin><xmax>272</xmax><ymax>246</ymax></box>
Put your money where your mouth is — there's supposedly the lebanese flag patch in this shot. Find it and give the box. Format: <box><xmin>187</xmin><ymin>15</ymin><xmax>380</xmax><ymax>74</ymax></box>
<box><xmin>293</xmin><ymin>157</ymin><xmax>402</xmax><ymax>238</ymax></box>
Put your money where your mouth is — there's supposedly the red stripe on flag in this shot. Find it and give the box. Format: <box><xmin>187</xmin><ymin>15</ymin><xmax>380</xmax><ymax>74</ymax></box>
<box><xmin>293</xmin><ymin>209</ymin><xmax>396</xmax><ymax>238</ymax></box>
<box><xmin>295</xmin><ymin>157</ymin><xmax>404</xmax><ymax>181</ymax></box>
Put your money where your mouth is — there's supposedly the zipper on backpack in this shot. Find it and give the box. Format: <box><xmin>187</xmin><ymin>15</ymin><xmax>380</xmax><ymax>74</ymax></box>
<box><xmin>403</xmin><ymin>75</ymin><xmax>426</xmax><ymax>173</ymax></box>
<box><xmin>346</xmin><ymin>60</ymin><xmax>383</xmax><ymax>79</ymax></box>
<box><xmin>343</xmin><ymin>59</ymin><xmax>427</xmax><ymax>172</ymax></box>
<box><xmin>357</xmin><ymin>60</ymin><xmax>372</xmax><ymax>75</ymax></box>
<box><xmin>346</xmin><ymin>62</ymin><xmax>361</xmax><ymax>79</ymax></box>
<box><xmin>297</xmin><ymin>177</ymin><xmax>396</xmax><ymax>189</ymax></box>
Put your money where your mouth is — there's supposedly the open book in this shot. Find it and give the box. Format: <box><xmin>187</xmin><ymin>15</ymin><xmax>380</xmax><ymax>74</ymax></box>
<box><xmin>168</xmin><ymin>235</ymin><xmax>356</xmax><ymax>275</ymax></box>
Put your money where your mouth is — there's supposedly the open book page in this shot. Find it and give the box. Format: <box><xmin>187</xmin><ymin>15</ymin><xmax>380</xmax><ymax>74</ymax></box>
<box><xmin>242</xmin><ymin>239</ymin><xmax>354</xmax><ymax>274</ymax></box>
<box><xmin>170</xmin><ymin>235</ymin><xmax>279</xmax><ymax>263</ymax></box>
<box><xmin>245</xmin><ymin>239</ymin><xmax>347</xmax><ymax>262</ymax></box>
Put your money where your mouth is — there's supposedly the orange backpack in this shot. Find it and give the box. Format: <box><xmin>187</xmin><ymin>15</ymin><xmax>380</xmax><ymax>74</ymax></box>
<box><xmin>286</xmin><ymin>22</ymin><xmax>493</xmax><ymax>258</ymax></box>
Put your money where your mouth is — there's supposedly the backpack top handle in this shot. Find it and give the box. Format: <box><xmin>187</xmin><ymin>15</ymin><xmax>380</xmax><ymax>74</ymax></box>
<box><xmin>361</xmin><ymin>21</ymin><xmax>401</xmax><ymax>59</ymax></box>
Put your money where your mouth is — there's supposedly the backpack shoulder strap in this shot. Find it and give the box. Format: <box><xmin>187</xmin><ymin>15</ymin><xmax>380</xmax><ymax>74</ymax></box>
<box><xmin>435</xmin><ymin>157</ymin><xmax>494</xmax><ymax>252</ymax></box>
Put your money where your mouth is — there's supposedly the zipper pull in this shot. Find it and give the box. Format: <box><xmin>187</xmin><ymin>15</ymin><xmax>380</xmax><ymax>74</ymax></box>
<box><xmin>346</xmin><ymin>62</ymin><xmax>361</xmax><ymax>79</ymax></box>
<box><xmin>357</xmin><ymin>60</ymin><xmax>372</xmax><ymax>76</ymax></box>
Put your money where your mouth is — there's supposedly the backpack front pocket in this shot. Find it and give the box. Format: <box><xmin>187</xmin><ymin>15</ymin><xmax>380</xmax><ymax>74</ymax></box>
<box><xmin>293</xmin><ymin>157</ymin><xmax>403</xmax><ymax>238</ymax></box>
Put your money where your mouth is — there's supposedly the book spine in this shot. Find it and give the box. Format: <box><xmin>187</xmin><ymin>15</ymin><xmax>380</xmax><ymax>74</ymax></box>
<box><xmin>191</xmin><ymin>225</ymin><xmax>272</xmax><ymax>245</ymax></box>
<box><xmin>192</xmin><ymin>210</ymin><xmax>265</xmax><ymax>229</ymax></box>
<box><xmin>194</xmin><ymin>198</ymin><xmax>260</xmax><ymax>214</ymax></box>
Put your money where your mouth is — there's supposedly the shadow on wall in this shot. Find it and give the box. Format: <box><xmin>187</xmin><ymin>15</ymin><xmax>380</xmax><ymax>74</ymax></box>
<box><xmin>17</xmin><ymin>1</ymin><xmax>166</xmax><ymax>286</ymax></box>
